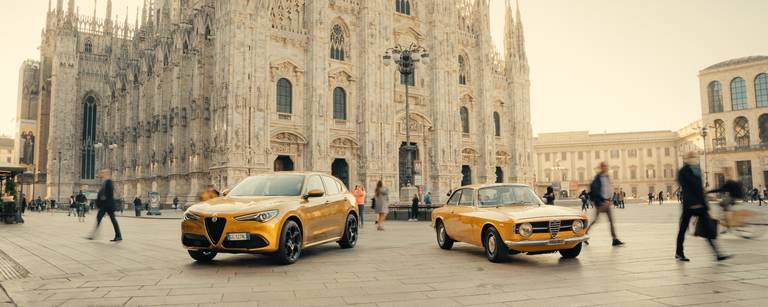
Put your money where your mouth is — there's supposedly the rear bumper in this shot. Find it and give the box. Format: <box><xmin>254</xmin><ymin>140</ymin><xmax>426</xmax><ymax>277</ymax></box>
<box><xmin>505</xmin><ymin>235</ymin><xmax>590</xmax><ymax>247</ymax></box>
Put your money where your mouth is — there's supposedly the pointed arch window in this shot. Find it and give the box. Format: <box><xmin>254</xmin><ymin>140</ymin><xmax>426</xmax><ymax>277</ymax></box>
<box><xmin>396</xmin><ymin>0</ymin><xmax>411</xmax><ymax>15</ymax></box>
<box><xmin>756</xmin><ymin>73</ymin><xmax>768</xmax><ymax>108</ymax></box>
<box><xmin>333</xmin><ymin>87</ymin><xmax>347</xmax><ymax>120</ymax></box>
<box><xmin>84</xmin><ymin>39</ymin><xmax>93</xmax><ymax>54</ymax></box>
<box><xmin>330</xmin><ymin>24</ymin><xmax>348</xmax><ymax>61</ymax></box>
<box><xmin>734</xmin><ymin>116</ymin><xmax>750</xmax><ymax>147</ymax></box>
<box><xmin>713</xmin><ymin>119</ymin><xmax>726</xmax><ymax>149</ymax></box>
<box><xmin>81</xmin><ymin>96</ymin><xmax>97</xmax><ymax>179</ymax></box>
<box><xmin>276</xmin><ymin>78</ymin><xmax>293</xmax><ymax>114</ymax></box>
<box><xmin>458</xmin><ymin>55</ymin><xmax>468</xmax><ymax>85</ymax></box>
<box><xmin>708</xmin><ymin>81</ymin><xmax>723</xmax><ymax>113</ymax></box>
<box><xmin>493</xmin><ymin>112</ymin><xmax>501</xmax><ymax>136</ymax></box>
<box><xmin>731</xmin><ymin>77</ymin><xmax>748</xmax><ymax>111</ymax></box>
<box><xmin>460</xmin><ymin>106</ymin><xmax>470</xmax><ymax>134</ymax></box>
<box><xmin>759</xmin><ymin>114</ymin><xmax>768</xmax><ymax>144</ymax></box>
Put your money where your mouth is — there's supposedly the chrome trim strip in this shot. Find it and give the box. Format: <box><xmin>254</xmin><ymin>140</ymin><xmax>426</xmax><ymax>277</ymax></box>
<box><xmin>504</xmin><ymin>235</ymin><xmax>590</xmax><ymax>247</ymax></box>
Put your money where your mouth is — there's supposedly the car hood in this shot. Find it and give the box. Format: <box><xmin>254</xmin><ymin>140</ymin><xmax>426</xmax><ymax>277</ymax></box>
<box><xmin>189</xmin><ymin>196</ymin><xmax>295</xmax><ymax>215</ymax></box>
<box><xmin>479</xmin><ymin>205</ymin><xmax>583</xmax><ymax>221</ymax></box>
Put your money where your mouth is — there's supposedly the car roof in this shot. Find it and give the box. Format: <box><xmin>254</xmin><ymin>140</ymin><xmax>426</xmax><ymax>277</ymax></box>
<box><xmin>457</xmin><ymin>183</ymin><xmax>532</xmax><ymax>190</ymax></box>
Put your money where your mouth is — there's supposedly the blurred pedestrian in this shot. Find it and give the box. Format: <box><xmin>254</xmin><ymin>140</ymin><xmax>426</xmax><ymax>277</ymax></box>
<box><xmin>133</xmin><ymin>196</ymin><xmax>142</xmax><ymax>217</ymax></box>
<box><xmin>352</xmin><ymin>185</ymin><xmax>366</xmax><ymax>228</ymax></box>
<box><xmin>658</xmin><ymin>191</ymin><xmax>664</xmax><ymax>205</ymax></box>
<box><xmin>424</xmin><ymin>192</ymin><xmax>432</xmax><ymax>207</ymax></box>
<box><xmin>579</xmin><ymin>190</ymin><xmax>589</xmax><ymax>211</ymax></box>
<box><xmin>409</xmin><ymin>194</ymin><xmax>420</xmax><ymax>222</ymax></box>
<box><xmin>619</xmin><ymin>189</ymin><xmax>626</xmax><ymax>209</ymax></box>
<box><xmin>587</xmin><ymin>162</ymin><xmax>624</xmax><ymax>246</ymax></box>
<box><xmin>20</xmin><ymin>194</ymin><xmax>27</xmax><ymax>216</ymax></box>
<box><xmin>647</xmin><ymin>192</ymin><xmax>654</xmax><ymax>205</ymax></box>
<box><xmin>68</xmin><ymin>195</ymin><xmax>76</xmax><ymax>216</ymax></box>
<box><xmin>675</xmin><ymin>152</ymin><xmax>729</xmax><ymax>262</ymax></box>
<box><xmin>543</xmin><ymin>186</ymin><xmax>555</xmax><ymax>205</ymax></box>
<box><xmin>199</xmin><ymin>184</ymin><xmax>220</xmax><ymax>202</ymax></box>
<box><xmin>87</xmin><ymin>169</ymin><xmax>122</xmax><ymax>242</ymax></box>
<box><xmin>374</xmin><ymin>180</ymin><xmax>389</xmax><ymax>231</ymax></box>
<box><xmin>173</xmin><ymin>196</ymin><xmax>180</xmax><ymax>210</ymax></box>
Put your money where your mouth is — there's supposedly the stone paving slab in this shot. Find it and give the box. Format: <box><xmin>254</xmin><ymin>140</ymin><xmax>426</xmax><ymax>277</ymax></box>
<box><xmin>1</xmin><ymin>203</ymin><xmax>767</xmax><ymax>306</ymax></box>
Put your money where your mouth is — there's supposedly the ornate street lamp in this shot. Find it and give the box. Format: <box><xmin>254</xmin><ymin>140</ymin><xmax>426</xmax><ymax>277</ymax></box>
<box><xmin>383</xmin><ymin>43</ymin><xmax>429</xmax><ymax>187</ymax></box>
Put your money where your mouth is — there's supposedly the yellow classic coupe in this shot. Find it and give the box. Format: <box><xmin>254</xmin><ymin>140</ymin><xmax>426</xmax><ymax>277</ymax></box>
<box><xmin>181</xmin><ymin>173</ymin><xmax>359</xmax><ymax>264</ymax></box>
<box><xmin>432</xmin><ymin>183</ymin><xmax>589</xmax><ymax>262</ymax></box>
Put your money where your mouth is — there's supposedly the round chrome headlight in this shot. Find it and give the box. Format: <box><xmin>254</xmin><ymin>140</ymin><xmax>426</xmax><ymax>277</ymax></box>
<box><xmin>572</xmin><ymin>220</ymin><xmax>584</xmax><ymax>233</ymax></box>
<box><xmin>518</xmin><ymin>223</ymin><xmax>533</xmax><ymax>238</ymax></box>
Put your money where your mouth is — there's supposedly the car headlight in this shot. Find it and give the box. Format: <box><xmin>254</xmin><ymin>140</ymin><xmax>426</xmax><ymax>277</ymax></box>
<box><xmin>572</xmin><ymin>220</ymin><xmax>584</xmax><ymax>233</ymax></box>
<box><xmin>234</xmin><ymin>210</ymin><xmax>279</xmax><ymax>222</ymax></box>
<box><xmin>518</xmin><ymin>223</ymin><xmax>533</xmax><ymax>238</ymax></box>
<box><xmin>183</xmin><ymin>211</ymin><xmax>200</xmax><ymax>221</ymax></box>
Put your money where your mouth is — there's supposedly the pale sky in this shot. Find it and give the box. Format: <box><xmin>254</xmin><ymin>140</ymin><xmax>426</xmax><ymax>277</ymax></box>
<box><xmin>1</xmin><ymin>0</ymin><xmax>767</xmax><ymax>138</ymax></box>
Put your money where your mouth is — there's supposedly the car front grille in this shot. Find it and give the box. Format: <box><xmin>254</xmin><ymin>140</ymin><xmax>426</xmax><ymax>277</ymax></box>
<box><xmin>204</xmin><ymin>217</ymin><xmax>227</xmax><ymax>244</ymax></box>
<box><xmin>526</xmin><ymin>220</ymin><xmax>577</xmax><ymax>233</ymax></box>
<box><xmin>222</xmin><ymin>235</ymin><xmax>269</xmax><ymax>249</ymax></box>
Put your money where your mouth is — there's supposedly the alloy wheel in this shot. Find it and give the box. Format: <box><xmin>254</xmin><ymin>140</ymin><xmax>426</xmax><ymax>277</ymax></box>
<box><xmin>285</xmin><ymin>225</ymin><xmax>301</xmax><ymax>261</ymax></box>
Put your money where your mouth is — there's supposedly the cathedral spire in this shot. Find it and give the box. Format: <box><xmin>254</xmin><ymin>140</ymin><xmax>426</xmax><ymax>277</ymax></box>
<box><xmin>504</xmin><ymin>0</ymin><xmax>515</xmax><ymax>58</ymax></box>
<box><xmin>57</xmin><ymin>0</ymin><xmax>63</xmax><ymax>15</ymax></box>
<box><xmin>106</xmin><ymin>0</ymin><xmax>113</xmax><ymax>21</ymax></box>
<box><xmin>67</xmin><ymin>0</ymin><xmax>75</xmax><ymax>16</ymax></box>
<box><xmin>48</xmin><ymin>0</ymin><xmax>52</xmax><ymax>13</ymax></box>
<box><xmin>515</xmin><ymin>0</ymin><xmax>527</xmax><ymax>63</ymax></box>
<box><xmin>141</xmin><ymin>0</ymin><xmax>147</xmax><ymax>26</ymax></box>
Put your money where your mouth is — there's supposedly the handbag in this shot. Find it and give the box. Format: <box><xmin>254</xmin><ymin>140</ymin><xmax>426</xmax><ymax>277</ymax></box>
<box><xmin>694</xmin><ymin>216</ymin><xmax>718</xmax><ymax>239</ymax></box>
<box><xmin>370</xmin><ymin>197</ymin><xmax>376</xmax><ymax>209</ymax></box>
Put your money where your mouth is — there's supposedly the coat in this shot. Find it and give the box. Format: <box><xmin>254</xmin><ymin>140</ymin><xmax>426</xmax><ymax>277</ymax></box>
<box><xmin>677</xmin><ymin>164</ymin><xmax>707</xmax><ymax>211</ymax></box>
<box><xmin>97</xmin><ymin>179</ymin><xmax>116</xmax><ymax>211</ymax></box>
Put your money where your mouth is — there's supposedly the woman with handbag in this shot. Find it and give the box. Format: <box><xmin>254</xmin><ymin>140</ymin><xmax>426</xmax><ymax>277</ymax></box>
<box><xmin>675</xmin><ymin>152</ymin><xmax>730</xmax><ymax>262</ymax></box>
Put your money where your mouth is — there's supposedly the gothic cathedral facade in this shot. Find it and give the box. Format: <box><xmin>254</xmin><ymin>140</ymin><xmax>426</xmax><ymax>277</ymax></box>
<box><xmin>24</xmin><ymin>0</ymin><xmax>533</xmax><ymax>203</ymax></box>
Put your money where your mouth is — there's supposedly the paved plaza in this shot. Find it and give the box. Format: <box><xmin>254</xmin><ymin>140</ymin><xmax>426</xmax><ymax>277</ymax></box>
<box><xmin>1</xmin><ymin>203</ymin><xmax>768</xmax><ymax>307</ymax></box>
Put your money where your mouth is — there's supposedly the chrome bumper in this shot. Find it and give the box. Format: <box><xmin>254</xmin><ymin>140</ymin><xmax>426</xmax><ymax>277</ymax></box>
<box><xmin>504</xmin><ymin>235</ymin><xmax>590</xmax><ymax>247</ymax></box>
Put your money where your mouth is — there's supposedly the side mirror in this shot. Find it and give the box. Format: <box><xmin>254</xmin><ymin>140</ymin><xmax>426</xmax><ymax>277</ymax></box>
<box><xmin>303</xmin><ymin>189</ymin><xmax>324</xmax><ymax>199</ymax></box>
<box><xmin>221</xmin><ymin>189</ymin><xmax>230</xmax><ymax>197</ymax></box>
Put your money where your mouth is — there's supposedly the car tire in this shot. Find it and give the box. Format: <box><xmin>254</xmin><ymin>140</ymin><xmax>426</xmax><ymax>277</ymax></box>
<box><xmin>274</xmin><ymin>220</ymin><xmax>302</xmax><ymax>265</ymax></box>
<box><xmin>435</xmin><ymin>220</ymin><xmax>454</xmax><ymax>250</ymax></box>
<box><xmin>484</xmin><ymin>227</ymin><xmax>508</xmax><ymax>263</ymax></box>
<box><xmin>188</xmin><ymin>250</ymin><xmax>217</xmax><ymax>262</ymax></box>
<box><xmin>338</xmin><ymin>214</ymin><xmax>358</xmax><ymax>249</ymax></box>
<box><xmin>559</xmin><ymin>243</ymin><xmax>582</xmax><ymax>259</ymax></box>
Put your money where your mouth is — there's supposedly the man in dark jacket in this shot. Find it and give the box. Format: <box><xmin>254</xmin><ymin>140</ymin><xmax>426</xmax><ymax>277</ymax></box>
<box><xmin>675</xmin><ymin>153</ymin><xmax>728</xmax><ymax>262</ymax></box>
<box><xmin>587</xmin><ymin>162</ymin><xmax>624</xmax><ymax>246</ymax></box>
<box><xmin>88</xmin><ymin>169</ymin><xmax>122</xmax><ymax>242</ymax></box>
<box><xmin>133</xmin><ymin>197</ymin><xmax>142</xmax><ymax>217</ymax></box>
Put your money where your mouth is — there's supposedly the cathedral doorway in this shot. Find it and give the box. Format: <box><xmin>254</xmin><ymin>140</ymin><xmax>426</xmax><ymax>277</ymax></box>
<box><xmin>461</xmin><ymin>165</ymin><xmax>472</xmax><ymax>186</ymax></box>
<box><xmin>495</xmin><ymin>167</ymin><xmax>504</xmax><ymax>183</ymax></box>
<box><xmin>331</xmin><ymin>159</ymin><xmax>350</xmax><ymax>189</ymax></box>
<box><xmin>274</xmin><ymin>155</ymin><xmax>295</xmax><ymax>172</ymax></box>
<box><xmin>398</xmin><ymin>142</ymin><xmax>419</xmax><ymax>187</ymax></box>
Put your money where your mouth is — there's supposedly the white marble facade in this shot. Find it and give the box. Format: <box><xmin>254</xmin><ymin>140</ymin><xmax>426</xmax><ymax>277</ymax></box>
<box><xmin>27</xmin><ymin>0</ymin><xmax>533</xmax><ymax>204</ymax></box>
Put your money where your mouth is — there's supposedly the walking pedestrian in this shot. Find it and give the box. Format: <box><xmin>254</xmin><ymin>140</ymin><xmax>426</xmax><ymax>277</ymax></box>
<box><xmin>20</xmin><ymin>194</ymin><xmax>27</xmax><ymax>216</ymax></box>
<box><xmin>173</xmin><ymin>196</ymin><xmax>180</xmax><ymax>210</ymax></box>
<box><xmin>352</xmin><ymin>185</ymin><xmax>366</xmax><ymax>228</ymax></box>
<box><xmin>133</xmin><ymin>196</ymin><xmax>142</xmax><ymax>217</ymax></box>
<box><xmin>619</xmin><ymin>189</ymin><xmax>626</xmax><ymax>209</ymax></box>
<box><xmin>543</xmin><ymin>186</ymin><xmax>555</xmax><ymax>205</ymax></box>
<box><xmin>647</xmin><ymin>192</ymin><xmax>654</xmax><ymax>205</ymax></box>
<box><xmin>87</xmin><ymin>169</ymin><xmax>122</xmax><ymax>242</ymax></box>
<box><xmin>68</xmin><ymin>195</ymin><xmax>76</xmax><ymax>216</ymax></box>
<box><xmin>658</xmin><ymin>191</ymin><xmax>664</xmax><ymax>206</ymax></box>
<box><xmin>756</xmin><ymin>186</ymin><xmax>764</xmax><ymax>206</ymax></box>
<box><xmin>374</xmin><ymin>180</ymin><xmax>389</xmax><ymax>231</ymax></box>
<box><xmin>579</xmin><ymin>190</ymin><xmax>589</xmax><ymax>211</ymax></box>
<box><xmin>409</xmin><ymin>194</ymin><xmax>420</xmax><ymax>222</ymax></box>
<box><xmin>587</xmin><ymin>162</ymin><xmax>624</xmax><ymax>246</ymax></box>
<box><xmin>675</xmin><ymin>152</ymin><xmax>729</xmax><ymax>262</ymax></box>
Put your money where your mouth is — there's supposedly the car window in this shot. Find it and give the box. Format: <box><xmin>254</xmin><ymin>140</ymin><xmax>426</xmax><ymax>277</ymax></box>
<box><xmin>322</xmin><ymin>176</ymin><xmax>341</xmax><ymax>195</ymax></box>
<box><xmin>477</xmin><ymin>185</ymin><xmax>544</xmax><ymax>207</ymax></box>
<box><xmin>458</xmin><ymin>189</ymin><xmax>474</xmax><ymax>206</ymax></box>
<box><xmin>447</xmin><ymin>190</ymin><xmax>462</xmax><ymax>205</ymax></box>
<box><xmin>305</xmin><ymin>176</ymin><xmax>325</xmax><ymax>194</ymax></box>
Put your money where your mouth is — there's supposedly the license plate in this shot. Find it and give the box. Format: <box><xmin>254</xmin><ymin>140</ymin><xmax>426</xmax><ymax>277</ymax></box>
<box><xmin>547</xmin><ymin>239</ymin><xmax>564</xmax><ymax>245</ymax></box>
<box><xmin>227</xmin><ymin>233</ymin><xmax>250</xmax><ymax>241</ymax></box>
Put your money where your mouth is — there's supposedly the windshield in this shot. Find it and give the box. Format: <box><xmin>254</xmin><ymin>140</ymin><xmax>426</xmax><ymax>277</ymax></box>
<box><xmin>227</xmin><ymin>175</ymin><xmax>304</xmax><ymax>197</ymax></box>
<box><xmin>477</xmin><ymin>186</ymin><xmax>543</xmax><ymax>207</ymax></box>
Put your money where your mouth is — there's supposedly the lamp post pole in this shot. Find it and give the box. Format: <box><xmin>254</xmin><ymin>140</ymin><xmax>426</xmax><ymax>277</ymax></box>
<box><xmin>383</xmin><ymin>44</ymin><xmax>429</xmax><ymax>187</ymax></box>
<box><xmin>57</xmin><ymin>151</ymin><xmax>61</xmax><ymax>205</ymax></box>
<box><xmin>700</xmin><ymin>127</ymin><xmax>709</xmax><ymax>188</ymax></box>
